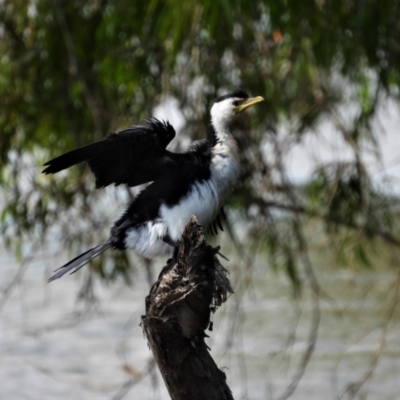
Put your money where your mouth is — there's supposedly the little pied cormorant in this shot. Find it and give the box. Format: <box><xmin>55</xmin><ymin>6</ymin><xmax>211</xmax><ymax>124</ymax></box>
<box><xmin>44</xmin><ymin>90</ymin><xmax>264</xmax><ymax>282</ymax></box>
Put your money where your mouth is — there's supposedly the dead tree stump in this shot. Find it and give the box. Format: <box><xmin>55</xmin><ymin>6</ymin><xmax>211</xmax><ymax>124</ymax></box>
<box><xmin>141</xmin><ymin>216</ymin><xmax>234</xmax><ymax>400</ymax></box>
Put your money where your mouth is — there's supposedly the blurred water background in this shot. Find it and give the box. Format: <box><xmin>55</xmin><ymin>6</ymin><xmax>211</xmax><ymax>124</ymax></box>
<box><xmin>1</xmin><ymin>237</ymin><xmax>399</xmax><ymax>400</ymax></box>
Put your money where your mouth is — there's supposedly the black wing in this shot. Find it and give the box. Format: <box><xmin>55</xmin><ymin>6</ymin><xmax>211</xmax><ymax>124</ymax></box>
<box><xmin>42</xmin><ymin>119</ymin><xmax>177</xmax><ymax>188</ymax></box>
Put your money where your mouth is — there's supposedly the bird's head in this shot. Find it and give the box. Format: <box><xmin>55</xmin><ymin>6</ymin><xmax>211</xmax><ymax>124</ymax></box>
<box><xmin>210</xmin><ymin>90</ymin><xmax>264</xmax><ymax>132</ymax></box>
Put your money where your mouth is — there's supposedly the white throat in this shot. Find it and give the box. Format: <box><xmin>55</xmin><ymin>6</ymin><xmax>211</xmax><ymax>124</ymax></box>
<box><xmin>210</xmin><ymin>101</ymin><xmax>235</xmax><ymax>139</ymax></box>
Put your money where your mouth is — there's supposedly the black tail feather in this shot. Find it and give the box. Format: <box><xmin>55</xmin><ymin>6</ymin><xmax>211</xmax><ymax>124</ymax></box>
<box><xmin>47</xmin><ymin>240</ymin><xmax>112</xmax><ymax>282</ymax></box>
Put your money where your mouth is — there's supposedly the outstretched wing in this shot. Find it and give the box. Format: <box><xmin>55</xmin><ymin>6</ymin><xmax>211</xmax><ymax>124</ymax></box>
<box><xmin>42</xmin><ymin>118</ymin><xmax>177</xmax><ymax>188</ymax></box>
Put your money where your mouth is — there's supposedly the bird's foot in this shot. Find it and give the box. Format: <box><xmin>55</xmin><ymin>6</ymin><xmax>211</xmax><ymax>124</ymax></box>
<box><xmin>172</xmin><ymin>240</ymin><xmax>181</xmax><ymax>260</ymax></box>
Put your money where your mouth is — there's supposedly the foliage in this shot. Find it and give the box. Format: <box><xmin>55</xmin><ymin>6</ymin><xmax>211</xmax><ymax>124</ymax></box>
<box><xmin>1</xmin><ymin>0</ymin><xmax>400</xmax><ymax>284</ymax></box>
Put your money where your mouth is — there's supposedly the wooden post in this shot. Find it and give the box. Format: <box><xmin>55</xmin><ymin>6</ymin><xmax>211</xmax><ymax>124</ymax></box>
<box><xmin>141</xmin><ymin>216</ymin><xmax>234</xmax><ymax>400</ymax></box>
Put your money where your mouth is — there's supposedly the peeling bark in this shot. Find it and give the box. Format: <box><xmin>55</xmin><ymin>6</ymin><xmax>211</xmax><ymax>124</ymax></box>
<box><xmin>141</xmin><ymin>216</ymin><xmax>234</xmax><ymax>400</ymax></box>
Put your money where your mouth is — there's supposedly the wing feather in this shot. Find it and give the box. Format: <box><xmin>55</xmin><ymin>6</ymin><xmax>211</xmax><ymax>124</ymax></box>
<box><xmin>42</xmin><ymin>118</ymin><xmax>176</xmax><ymax>188</ymax></box>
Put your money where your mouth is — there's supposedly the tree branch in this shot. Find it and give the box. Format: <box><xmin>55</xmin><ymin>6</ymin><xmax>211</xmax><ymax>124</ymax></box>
<box><xmin>141</xmin><ymin>216</ymin><xmax>234</xmax><ymax>400</ymax></box>
<box><xmin>258</xmin><ymin>200</ymin><xmax>400</xmax><ymax>247</ymax></box>
<box><xmin>52</xmin><ymin>0</ymin><xmax>103</xmax><ymax>138</ymax></box>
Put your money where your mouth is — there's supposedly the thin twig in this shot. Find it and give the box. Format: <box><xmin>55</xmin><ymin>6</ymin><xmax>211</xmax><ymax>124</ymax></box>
<box><xmin>52</xmin><ymin>0</ymin><xmax>103</xmax><ymax>138</ymax></box>
<box><xmin>112</xmin><ymin>360</ymin><xmax>156</xmax><ymax>400</ymax></box>
<box><xmin>272</xmin><ymin>140</ymin><xmax>322</xmax><ymax>400</ymax></box>
<box><xmin>339</xmin><ymin>269</ymin><xmax>400</xmax><ymax>399</ymax></box>
<box><xmin>258</xmin><ymin>200</ymin><xmax>400</xmax><ymax>248</ymax></box>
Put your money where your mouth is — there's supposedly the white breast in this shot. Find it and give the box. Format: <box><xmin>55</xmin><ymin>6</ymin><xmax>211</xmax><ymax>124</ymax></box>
<box><xmin>210</xmin><ymin>137</ymin><xmax>240</xmax><ymax>203</ymax></box>
<box><xmin>160</xmin><ymin>179</ymin><xmax>220</xmax><ymax>241</ymax></box>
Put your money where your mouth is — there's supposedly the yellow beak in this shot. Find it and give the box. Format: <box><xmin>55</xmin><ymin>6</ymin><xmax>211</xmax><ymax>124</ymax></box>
<box><xmin>235</xmin><ymin>96</ymin><xmax>264</xmax><ymax>113</ymax></box>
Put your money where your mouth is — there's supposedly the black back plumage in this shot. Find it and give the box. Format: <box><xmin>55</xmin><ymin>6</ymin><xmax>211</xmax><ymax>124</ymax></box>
<box><xmin>43</xmin><ymin>119</ymin><xmax>176</xmax><ymax>188</ymax></box>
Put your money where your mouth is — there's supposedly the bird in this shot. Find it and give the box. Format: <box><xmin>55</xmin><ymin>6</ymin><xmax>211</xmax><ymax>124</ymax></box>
<box><xmin>43</xmin><ymin>90</ymin><xmax>264</xmax><ymax>282</ymax></box>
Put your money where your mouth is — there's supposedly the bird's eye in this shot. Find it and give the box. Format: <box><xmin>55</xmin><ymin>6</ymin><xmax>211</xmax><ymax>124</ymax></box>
<box><xmin>233</xmin><ymin>100</ymin><xmax>242</xmax><ymax>106</ymax></box>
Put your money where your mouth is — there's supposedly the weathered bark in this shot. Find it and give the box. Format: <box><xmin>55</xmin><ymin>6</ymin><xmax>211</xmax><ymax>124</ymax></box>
<box><xmin>141</xmin><ymin>216</ymin><xmax>234</xmax><ymax>400</ymax></box>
